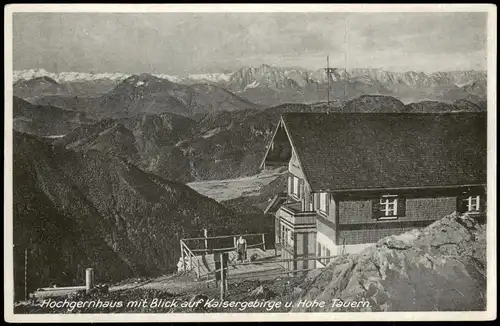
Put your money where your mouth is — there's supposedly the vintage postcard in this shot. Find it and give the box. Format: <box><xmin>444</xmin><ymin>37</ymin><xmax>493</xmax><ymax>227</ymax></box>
<box><xmin>4</xmin><ymin>3</ymin><xmax>497</xmax><ymax>322</ymax></box>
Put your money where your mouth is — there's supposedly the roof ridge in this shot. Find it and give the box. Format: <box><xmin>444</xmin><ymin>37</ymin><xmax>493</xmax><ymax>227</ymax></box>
<box><xmin>281</xmin><ymin>112</ymin><xmax>486</xmax><ymax>115</ymax></box>
<box><xmin>279</xmin><ymin>112</ymin><xmax>486</xmax><ymax>191</ymax></box>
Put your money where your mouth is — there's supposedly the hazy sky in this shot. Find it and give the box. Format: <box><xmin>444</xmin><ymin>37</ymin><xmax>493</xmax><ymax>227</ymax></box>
<box><xmin>13</xmin><ymin>12</ymin><xmax>487</xmax><ymax>74</ymax></box>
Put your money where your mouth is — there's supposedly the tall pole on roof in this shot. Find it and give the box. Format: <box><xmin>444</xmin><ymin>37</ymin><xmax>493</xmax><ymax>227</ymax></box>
<box><xmin>327</xmin><ymin>55</ymin><xmax>330</xmax><ymax>107</ymax></box>
<box><xmin>344</xmin><ymin>16</ymin><xmax>348</xmax><ymax>104</ymax></box>
<box><xmin>324</xmin><ymin>56</ymin><xmax>336</xmax><ymax>110</ymax></box>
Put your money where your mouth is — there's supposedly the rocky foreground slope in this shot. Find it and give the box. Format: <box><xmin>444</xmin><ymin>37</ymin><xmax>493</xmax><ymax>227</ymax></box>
<box><xmin>15</xmin><ymin>212</ymin><xmax>487</xmax><ymax>313</ymax></box>
<box><xmin>292</xmin><ymin>212</ymin><xmax>486</xmax><ymax>312</ymax></box>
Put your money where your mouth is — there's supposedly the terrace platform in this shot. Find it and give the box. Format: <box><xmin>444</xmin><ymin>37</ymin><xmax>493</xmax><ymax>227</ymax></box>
<box><xmin>195</xmin><ymin>248</ymin><xmax>286</xmax><ymax>281</ymax></box>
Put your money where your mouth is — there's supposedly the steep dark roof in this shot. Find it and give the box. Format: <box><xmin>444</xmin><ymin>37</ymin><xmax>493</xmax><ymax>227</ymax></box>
<box><xmin>281</xmin><ymin>112</ymin><xmax>487</xmax><ymax>192</ymax></box>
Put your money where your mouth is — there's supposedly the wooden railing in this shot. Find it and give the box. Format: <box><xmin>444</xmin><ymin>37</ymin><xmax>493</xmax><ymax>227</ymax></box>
<box><xmin>209</xmin><ymin>254</ymin><xmax>341</xmax><ymax>299</ymax></box>
<box><xmin>180</xmin><ymin>239</ymin><xmax>202</xmax><ymax>280</ymax></box>
<box><xmin>180</xmin><ymin>232</ymin><xmax>268</xmax><ymax>280</ymax></box>
<box><xmin>264</xmin><ymin>192</ymin><xmax>287</xmax><ymax>214</ymax></box>
<box><xmin>181</xmin><ymin>232</ymin><xmax>267</xmax><ymax>255</ymax></box>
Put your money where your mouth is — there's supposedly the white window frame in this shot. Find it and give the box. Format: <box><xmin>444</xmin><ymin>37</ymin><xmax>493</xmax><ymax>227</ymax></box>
<box><xmin>292</xmin><ymin>176</ymin><xmax>299</xmax><ymax>198</ymax></box>
<box><xmin>288</xmin><ymin>230</ymin><xmax>294</xmax><ymax>247</ymax></box>
<box><xmin>281</xmin><ymin>225</ymin><xmax>294</xmax><ymax>248</ymax></box>
<box><xmin>325</xmin><ymin>247</ymin><xmax>331</xmax><ymax>265</ymax></box>
<box><xmin>379</xmin><ymin>195</ymin><xmax>398</xmax><ymax>220</ymax></box>
<box><xmin>319</xmin><ymin>192</ymin><xmax>328</xmax><ymax>213</ymax></box>
<box><xmin>467</xmin><ymin>195</ymin><xmax>480</xmax><ymax>212</ymax></box>
<box><xmin>317</xmin><ymin>241</ymin><xmax>325</xmax><ymax>265</ymax></box>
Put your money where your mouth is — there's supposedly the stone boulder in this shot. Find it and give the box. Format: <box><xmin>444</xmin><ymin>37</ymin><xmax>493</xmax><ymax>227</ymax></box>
<box><xmin>292</xmin><ymin>213</ymin><xmax>486</xmax><ymax>312</ymax></box>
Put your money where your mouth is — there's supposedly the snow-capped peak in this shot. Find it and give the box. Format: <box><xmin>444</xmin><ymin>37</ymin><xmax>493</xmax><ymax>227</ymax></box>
<box><xmin>184</xmin><ymin>72</ymin><xmax>232</xmax><ymax>84</ymax></box>
<box><xmin>243</xmin><ymin>80</ymin><xmax>260</xmax><ymax>91</ymax></box>
<box><xmin>13</xmin><ymin>66</ymin><xmax>486</xmax><ymax>93</ymax></box>
<box><xmin>13</xmin><ymin>69</ymin><xmax>132</xmax><ymax>83</ymax></box>
<box><xmin>13</xmin><ymin>69</ymin><xmax>235</xmax><ymax>85</ymax></box>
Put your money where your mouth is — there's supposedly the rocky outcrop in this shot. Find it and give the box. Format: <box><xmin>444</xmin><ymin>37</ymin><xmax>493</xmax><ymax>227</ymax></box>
<box><xmin>292</xmin><ymin>213</ymin><xmax>486</xmax><ymax>312</ymax></box>
<box><xmin>13</xmin><ymin>97</ymin><xmax>95</xmax><ymax>137</ymax></box>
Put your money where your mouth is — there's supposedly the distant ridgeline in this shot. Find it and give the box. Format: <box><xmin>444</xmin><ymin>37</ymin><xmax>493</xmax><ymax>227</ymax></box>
<box><xmin>13</xmin><ymin>93</ymin><xmax>486</xmax><ymax>186</ymax></box>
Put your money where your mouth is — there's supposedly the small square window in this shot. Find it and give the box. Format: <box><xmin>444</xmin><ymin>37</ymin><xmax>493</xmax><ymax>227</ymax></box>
<box><xmin>379</xmin><ymin>197</ymin><xmax>398</xmax><ymax>219</ymax></box>
<box><xmin>467</xmin><ymin>195</ymin><xmax>481</xmax><ymax>212</ymax></box>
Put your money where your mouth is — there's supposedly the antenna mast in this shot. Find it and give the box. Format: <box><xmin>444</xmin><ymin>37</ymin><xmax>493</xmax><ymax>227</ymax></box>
<box><xmin>327</xmin><ymin>55</ymin><xmax>330</xmax><ymax>105</ymax></box>
<box><xmin>344</xmin><ymin>16</ymin><xmax>348</xmax><ymax>103</ymax></box>
<box><xmin>324</xmin><ymin>55</ymin><xmax>337</xmax><ymax>107</ymax></box>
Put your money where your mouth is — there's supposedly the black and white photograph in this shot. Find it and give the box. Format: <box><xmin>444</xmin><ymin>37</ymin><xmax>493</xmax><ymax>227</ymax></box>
<box><xmin>4</xmin><ymin>4</ymin><xmax>496</xmax><ymax>322</ymax></box>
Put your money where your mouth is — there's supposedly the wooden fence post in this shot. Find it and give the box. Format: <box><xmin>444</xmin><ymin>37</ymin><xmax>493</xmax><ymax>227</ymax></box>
<box><xmin>219</xmin><ymin>252</ymin><xmax>225</xmax><ymax>301</ymax></box>
<box><xmin>85</xmin><ymin>268</ymin><xmax>95</xmax><ymax>294</ymax></box>
<box><xmin>197</xmin><ymin>256</ymin><xmax>200</xmax><ymax>280</ymax></box>
<box><xmin>180</xmin><ymin>241</ymin><xmax>185</xmax><ymax>272</ymax></box>
<box><xmin>261</xmin><ymin>234</ymin><xmax>266</xmax><ymax>251</ymax></box>
<box><xmin>204</xmin><ymin>229</ymin><xmax>208</xmax><ymax>254</ymax></box>
<box><xmin>233</xmin><ymin>237</ymin><xmax>237</xmax><ymax>257</ymax></box>
<box><xmin>24</xmin><ymin>247</ymin><xmax>28</xmax><ymax>301</ymax></box>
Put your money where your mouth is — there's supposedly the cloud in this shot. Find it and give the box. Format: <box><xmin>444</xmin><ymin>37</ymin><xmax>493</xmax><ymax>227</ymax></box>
<box><xmin>12</xmin><ymin>12</ymin><xmax>487</xmax><ymax>74</ymax></box>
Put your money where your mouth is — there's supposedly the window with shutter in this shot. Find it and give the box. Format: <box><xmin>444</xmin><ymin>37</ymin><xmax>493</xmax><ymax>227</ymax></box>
<box><xmin>457</xmin><ymin>195</ymin><xmax>468</xmax><ymax>214</ymax></box>
<box><xmin>299</xmin><ymin>179</ymin><xmax>304</xmax><ymax>199</ymax></box>
<box><xmin>275</xmin><ymin>219</ymin><xmax>280</xmax><ymax>243</ymax></box>
<box><xmin>397</xmin><ymin>197</ymin><xmax>406</xmax><ymax>217</ymax></box>
<box><xmin>371</xmin><ymin>199</ymin><xmax>383</xmax><ymax>219</ymax></box>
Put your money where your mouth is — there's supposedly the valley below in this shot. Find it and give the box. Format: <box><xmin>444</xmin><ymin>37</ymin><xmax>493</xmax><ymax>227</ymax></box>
<box><xmin>187</xmin><ymin>167</ymin><xmax>286</xmax><ymax>202</ymax></box>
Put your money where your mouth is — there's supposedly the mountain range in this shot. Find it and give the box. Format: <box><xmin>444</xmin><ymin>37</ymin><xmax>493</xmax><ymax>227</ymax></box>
<box><xmin>14</xmin><ymin>73</ymin><xmax>260</xmax><ymax>119</ymax></box>
<box><xmin>14</xmin><ymin>65</ymin><xmax>487</xmax><ymax>107</ymax></box>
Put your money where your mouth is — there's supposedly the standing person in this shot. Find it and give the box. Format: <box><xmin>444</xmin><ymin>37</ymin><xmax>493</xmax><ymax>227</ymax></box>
<box><xmin>236</xmin><ymin>236</ymin><xmax>247</xmax><ymax>262</ymax></box>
